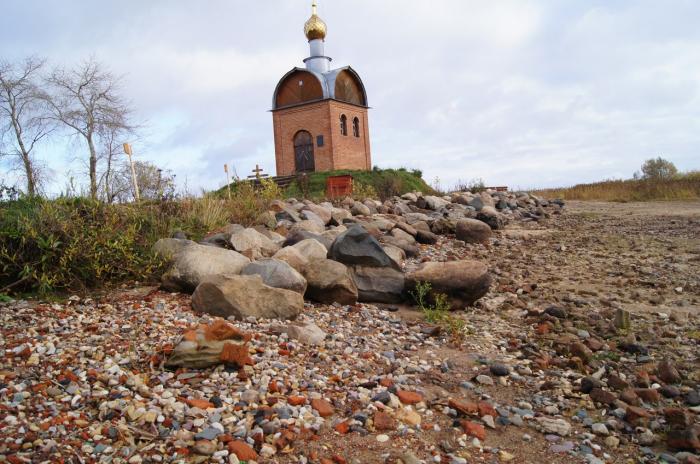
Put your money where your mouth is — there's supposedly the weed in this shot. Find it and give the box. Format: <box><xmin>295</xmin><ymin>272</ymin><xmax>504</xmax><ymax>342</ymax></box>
<box><xmin>410</xmin><ymin>281</ymin><xmax>466</xmax><ymax>342</ymax></box>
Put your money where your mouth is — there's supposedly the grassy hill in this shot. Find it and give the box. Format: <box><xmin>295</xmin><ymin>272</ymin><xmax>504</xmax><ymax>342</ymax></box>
<box><xmin>217</xmin><ymin>168</ymin><xmax>435</xmax><ymax>200</ymax></box>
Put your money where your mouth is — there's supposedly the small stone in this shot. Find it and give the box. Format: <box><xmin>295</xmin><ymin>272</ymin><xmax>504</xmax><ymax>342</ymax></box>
<box><xmin>373</xmin><ymin>411</ymin><xmax>396</xmax><ymax>431</ymax></box>
<box><xmin>604</xmin><ymin>436</ymin><xmax>620</xmax><ymax>448</ymax></box>
<box><xmin>227</xmin><ymin>441</ymin><xmax>258</xmax><ymax>461</ymax></box>
<box><xmin>396</xmin><ymin>390</ymin><xmax>422</xmax><ymax>405</ymax></box>
<box><xmin>591</xmin><ymin>423</ymin><xmax>609</xmax><ymax>436</ymax></box>
<box><xmin>489</xmin><ymin>364</ymin><xmax>509</xmax><ymax>376</ymax></box>
<box><xmin>194</xmin><ymin>440</ymin><xmax>216</xmax><ymax>455</ymax></box>
<box><xmin>376</xmin><ymin>434</ymin><xmax>390</xmax><ymax>443</ymax></box>
<box><xmin>460</xmin><ymin>420</ymin><xmax>486</xmax><ymax>440</ymax></box>
<box><xmin>311</xmin><ymin>398</ymin><xmax>334</xmax><ymax>417</ymax></box>
<box><xmin>475</xmin><ymin>374</ymin><xmax>494</xmax><ymax>385</ymax></box>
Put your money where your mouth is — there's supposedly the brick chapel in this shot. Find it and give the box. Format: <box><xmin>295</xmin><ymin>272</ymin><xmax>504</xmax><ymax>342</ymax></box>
<box><xmin>271</xmin><ymin>1</ymin><xmax>371</xmax><ymax>176</ymax></box>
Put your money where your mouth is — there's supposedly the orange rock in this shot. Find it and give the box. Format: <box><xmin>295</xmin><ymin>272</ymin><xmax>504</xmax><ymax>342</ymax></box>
<box><xmin>333</xmin><ymin>455</ymin><xmax>347</xmax><ymax>464</ymax></box>
<box><xmin>186</xmin><ymin>398</ymin><xmax>214</xmax><ymax>410</ymax></box>
<box><xmin>220</xmin><ymin>342</ymin><xmax>253</xmax><ymax>367</ymax></box>
<box><xmin>183</xmin><ymin>330</ymin><xmax>199</xmax><ymax>342</ymax></box>
<box><xmin>477</xmin><ymin>401</ymin><xmax>497</xmax><ymax>417</ymax></box>
<box><xmin>287</xmin><ymin>395</ymin><xmax>307</xmax><ymax>406</ymax></box>
<box><xmin>320</xmin><ymin>459</ymin><xmax>334</xmax><ymax>464</ymax></box>
<box><xmin>379</xmin><ymin>378</ymin><xmax>394</xmax><ymax>388</ymax></box>
<box><xmin>278</xmin><ymin>349</ymin><xmax>291</xmax><ymax>356</ymax></box>
<box><xmin>373</xmin><ymin>411</ymin><xmax>396</xmax><ymax>431</ymax></box>
<box><xmin>396</xmin><ymin>390</ymin><xmax>422</xmax><ymax>405</ymax></box>
<box><xmin>460</xmin><ymin>420</ymin><xmax>486</xmax><ymax>440</ymax></box>
<box><xmin>449</xmin><ymin>398</ymin><xmax>478</xmax><ymax>416</ymax></box>
<box><xmin>311</xmin><ymin>398</ymin><xmax>335</xmax><ymax>417</ymax></box>
<box><xmin>204</xmin><ymin>319</ymin><xmax>249</xmax><ymax>341</ymax></box>
<box><xmin>334</xmin><ymin>420</ymin><xmax>350</xmax><ymax>434</ymax></box>
<box><xmin>228</xmin><ymin>440</ymin><xmax>258</xmax><ymax>461</ymax></box>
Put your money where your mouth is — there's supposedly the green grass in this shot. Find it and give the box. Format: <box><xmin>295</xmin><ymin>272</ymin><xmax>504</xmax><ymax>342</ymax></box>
<box><xmin>0</xmin><ymin>189</ymin><xmax>281</xmax><ymax>295</ymax></box>
<box><xmin>532</xmin><ymin>171</ymin><xmax>700</xmax><ymax>202</ymax></box>
<box><xmin>217</xmin><ymin>167</ymin><xmax>435</xmax><ymax>201</ymax></box>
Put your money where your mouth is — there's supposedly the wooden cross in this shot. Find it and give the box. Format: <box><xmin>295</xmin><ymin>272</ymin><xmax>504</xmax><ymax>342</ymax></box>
<box><xmin>247</xmin><ymin>164</ymin><xmax>269</xmax><ymax>179</ymax></box>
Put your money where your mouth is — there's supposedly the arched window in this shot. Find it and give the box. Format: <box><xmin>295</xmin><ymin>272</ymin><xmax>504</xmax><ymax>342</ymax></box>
<box><xmin>340</xmin><ymin>114</ymin><xmax>347</xmax><ymax>136</ymax></box>
<box><xmin>352</xmin><ymin>117</ymin><xmax>360</xmax><ymax>137</ymax></box>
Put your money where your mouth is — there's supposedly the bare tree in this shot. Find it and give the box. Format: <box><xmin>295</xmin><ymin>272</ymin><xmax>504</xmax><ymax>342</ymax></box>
<box><xmin>97</xmin><ymin>125</ymin><xmax>131</xmax><ymax>203</ymax></box>
<box><xmin>0</xmin><ymin>57</ymin><xmax>52</xmax><ymax>196</ymax></box>
<box><xmin>45</xmin><ymin>58</ymin><xmax>134</xmax><ymax>199</ymax></box>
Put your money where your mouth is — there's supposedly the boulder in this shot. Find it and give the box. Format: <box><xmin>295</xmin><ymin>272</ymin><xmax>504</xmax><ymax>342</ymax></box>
<box><xmin>290</xmin><ymin>219</ymin><xmax>325</xmax><ymax>235</ymax></box>
<box><xmin>330</xmin><ymin>207</ymin><xmax>352</xmax><ymax>225</ymax></box>
<box><xmin>161</xmin><ymin>243</ymin><xmax>250</xmax><ymax>293</ymax></box>
<box><xmin>430</xmin><ymin>218</ymin><xmax>456</xmax><ymax>235</ymax></box>
<box><xmin>476</xmin><ymin>206</ymin><xmax>507</xmax><ymax>230</ymax></box>
<box><xmin>272</xmin><ymin>246</ymin><xmax>309</xmax><ymax>273</ymax></box>
<box><xmin>292</xmin><ymin>238</ymin><xmax>329</xmax><ymax>261</ymax></box>
<box><xmin>329</xmin><ymin>225</ymin><xmax>398</xmax><ymax>269</ymax></box>
<box><xmin>302</xmin><ymin>259</ymin><xmax>358</xmax><ymax>305</ymax></box>
<box><xmin>382</xmin><ymin>244</ymin><xmax>405</xmax><ymax>268</ymax></box>
<box><xmin>230</xmin><ymin>228</ymin><xmax>280</xmax><ymax>256</ymax></box>
<box><xmin>455</xmin><ymin>219</ymin><xmax>492</xmax><ymax>244</ymax></box>
<box><xmin>380</xmin><ymin>235</ymin><xmax>420</xmax><ymax>257</ymax></box>
<box><xmin>283</xmin><ymin>230</ymin><xmax>332</xmax><ymax>250</ymax></box>
<box><xmin>153</xmin><ymin>238</ymin><xmax>195</xmax><ymax>260</ymax></box>
<box><xmin>423</xmin><ymin>195</ymin><xmax>450</xmax><ymax>210</ymax></box>
<box><xmin>200</xmin><ymin>233</ymin><xmax>230</xmax><ymax>249</ymax></box>
<box><xmin>406</xmin><ymin>260</ymin><xmax>491</xmax><ymax>308</ymax></box>
<box><xmin>351</xmin><ymin>203</ymin><xmax>371</xmax><ymax>216</ymax></box>
<box><xmin>191</xmin><ymin>275</ymin><xmax>303</xmax><ymax>320</ymax></box>
<box><xmin>241</xmin><ymin>258</ymin><xmax>307</xmax><ymax>295</ymax></box>
<box><xmin>302</xmin><ymin>204</ymin><xmax>332</xmax><ymax>225</ymax></box>
<box><xmin>351</xmin><ymin>266</ymin><xmax>405</xmax><ymax>303</ymax></box>
<box><xmin>415</xmin><ymin>229</ymin><xmax>438</xmax><ymax>244</ymax></box>
<box><xmin>390</xmin><ymin>227</ymin><xmax>416</xmax><ymax>244</ymax></box>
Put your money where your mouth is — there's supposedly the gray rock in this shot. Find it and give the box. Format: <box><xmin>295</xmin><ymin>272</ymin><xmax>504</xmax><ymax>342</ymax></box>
<box><xmin>160</xmin><ymin>243</ymin><xmax>250</xmax><ymax>293</ymax></box>
<box><xmin>302</xmin><ymin>259</ymin><xmax>358</xmax><ymax>305</ymax></box>
<box><xmin>476</xmin><ymin>206</ymin><xmax>507</xmax><ymax>230</ymax></box>
<box><xmin>152</xmin><ymin>238</ymin><xmax>195</xmax><ymax>260</ymax></box>
<box><xmin>230</xmin><ymin>228</ymin><xmax>279</xmax><ymax>256</ymax></box>
<box><xmin>292</xmin><ymin>238</ymin><xmax>328</xmax><ymax>261</ymax></box>
<box><xmin>241</xmin><ymin>258</ymin><xmax>307</xmax><ymax>295</ymax></box>
<box><xmin>272</xmin><ymin>246</ymin><xmax>309</xmax><ymax>273</ymax></box>
<box><xmin>455</xmin><ymin>219</ymin><xmax>492</xmax><ymax>244</ymax></box>
<box><xmin>191</xmin><ymin>274</ymin><xmax>303</xmax><ymax>320</ymax></box>
<box><xmin>290</xmin><ymin>219</ymin><xmax>325</xmax><ymax>234</ymax></box>
<box><xmin>282</xmin><ymin>321</ymin><xmax>326</xmax><ymax>345</ymax></box>
<box><xmin>329</xmin><ymin>225</ymin><xmax>398</xmax><ymax>269</ymax></box>
<box><xmin>423</xmin><ymin>195</ymin><xmax>450</xmax><ymax>210</ymax></box>
<box><xmin>351</xmin><ymin>265</ymin><xmax>405</xmax><ymax>303</ymax></box>
<box><xmin>351</xmin><ymin>203</ymin><xmax>371</xmax><ymax>216</ymax></box>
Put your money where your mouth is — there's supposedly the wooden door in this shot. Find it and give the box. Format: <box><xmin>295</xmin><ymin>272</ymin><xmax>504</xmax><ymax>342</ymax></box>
<box><xmin>293</xmin><ymin>130</ymin><xmax>315</xmax><ymax>173</ymax></box>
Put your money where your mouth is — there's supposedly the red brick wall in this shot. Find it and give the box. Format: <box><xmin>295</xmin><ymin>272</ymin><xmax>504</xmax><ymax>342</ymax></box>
<box><xmin>272</xmin><ymin>100</ymin><xmax>371</xmax><ymax>176</ymax></box>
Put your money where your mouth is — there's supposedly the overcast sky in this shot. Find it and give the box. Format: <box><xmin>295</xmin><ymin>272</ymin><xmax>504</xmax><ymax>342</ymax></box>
<box><xmin>1</xmin><ymin>0</ymin><xmax>699</xmax><ymax>193</ymax></box>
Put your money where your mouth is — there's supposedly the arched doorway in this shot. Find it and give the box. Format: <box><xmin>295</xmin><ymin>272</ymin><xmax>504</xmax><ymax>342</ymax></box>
<box><xmin>293</xmin><ymin>130</ymin><xmax>315</xmax><ymax>173</ymax></box>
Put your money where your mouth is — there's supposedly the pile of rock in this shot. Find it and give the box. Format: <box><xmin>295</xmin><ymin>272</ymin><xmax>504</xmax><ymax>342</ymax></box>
<box><xmin>153</xmin><ymin>190</ymin><xmax>562</xmax><ymax>320</ymax></box>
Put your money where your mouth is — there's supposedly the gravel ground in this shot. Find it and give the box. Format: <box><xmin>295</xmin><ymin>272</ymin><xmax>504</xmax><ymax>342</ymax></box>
<box><xmin>1</xmin><ymin>200</ymin><xmax>699</xmax><ymax>464</ymax></box>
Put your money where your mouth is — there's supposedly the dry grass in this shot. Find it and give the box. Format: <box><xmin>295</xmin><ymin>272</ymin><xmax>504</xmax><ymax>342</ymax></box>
<box><xmin>533</xmin><ymin>172</ymin><xmax>700</xmax><ymax>202</ymax></box>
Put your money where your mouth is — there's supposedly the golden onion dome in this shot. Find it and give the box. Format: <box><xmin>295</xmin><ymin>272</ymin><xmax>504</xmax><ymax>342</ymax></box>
<box><xmin>304</xmin><ymin>1</ymin><xmax>327</xmax><ymax>41</ymax></box>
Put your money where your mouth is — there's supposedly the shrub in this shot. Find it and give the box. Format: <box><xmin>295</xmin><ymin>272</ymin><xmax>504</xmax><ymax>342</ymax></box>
<box><xmin>640</xmin><ymin>157</ymin><xmax>678</xmax><ymax>181</ymax></box>
<box><xmin>0</xmin><ymin>197</ymin><xmax>167</xmax><ymax>294</ymax></box>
